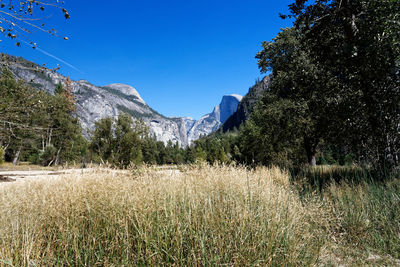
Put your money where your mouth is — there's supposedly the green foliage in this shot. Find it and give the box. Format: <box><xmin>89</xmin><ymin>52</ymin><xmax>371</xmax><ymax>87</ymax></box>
<box><xmin>54</xmin><ymin>82</ymin><xmax>63</xmax><ymax>95</ymax></box>
<box><xmin>280</xmin><ymin>0</ymin><xmax>400</xmax><ymax>172</ymax></box>
<box><xmin>0</xmin><ymin>146</ymin><xmax>4</xmax><ymax>164</ymax></box>
<box><xmin>0</xmin><ymin>68</ymin><xmax>87</xmax><ymax>166</ymax></box>
<box><xmin>194</xmin><ymin>0</ymin><xmax>399</xmax><ymax>175</ymax></box>
<box><xmin>40</xmin><ymin>145</ymin><xmax>58</xmax><ymax>166</ymax></box>
<box><xmin>89</xmin><ymin>117</ymin><xmax>114</xmax><ymax>162</ymax></box>
<box><xmin>221</xmin><ymin>0</ymin><xmax>400</xmax><ymax>173</ymax></box>
<box><xmin>89</xmin><ymin>113</ymin><xmax>187</xmax><ymax>167</ymax></box>
<box><xmin>192</xmin><ymin>131</ymin><xmax>239</xmax><ymax>165</ymax></box>
<box><xmin>141</xmin><ymin>138</ymin><xmax>158</xmax><ymax>164</ymax></box>
<box><xmin>239</xmin><ymin>94</ymin><xmax>310</xmax><ymax>167</ymax></box>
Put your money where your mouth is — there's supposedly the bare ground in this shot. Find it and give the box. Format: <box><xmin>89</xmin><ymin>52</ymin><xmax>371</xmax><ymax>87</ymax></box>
<box><xmin>0</xmin><ymin>165</ymin><xmax>181</xmax><ymax>186</ymax></box>
<box><xmin>0</xmin><ymin>168</ymin><xmax>131</xmax><ymax>186</ymax></box>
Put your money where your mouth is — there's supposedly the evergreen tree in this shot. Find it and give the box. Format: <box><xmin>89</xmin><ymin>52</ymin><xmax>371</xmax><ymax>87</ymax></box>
<box><xmin>0</xmin><ymin>68</ymin><xmax>86</xmax><ymax>166</ymax></box>
<box><xmin>218</xmin><ymin>147</ymin><xmax>228</xmax><ymax>164</ymax></box>
<box><xmin>194</xmin><ymin>146</ymin><xmax>207</xmax><ymax>162</ymax></box>
<box><xmin>89</xmin><ymin>118</ymin><xmax>114</xmax><ymax>163</ymax></box>
<box><xmin>54</xmin><ymin>82</ymin><xmax>63</xmax><ymax>95</ymax></box>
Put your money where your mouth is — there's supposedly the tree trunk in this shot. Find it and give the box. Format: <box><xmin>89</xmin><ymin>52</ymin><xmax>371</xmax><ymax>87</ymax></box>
<box><xmin>306</xmin><ymin>149</ymin><xmax>317</xmax><ymax>166</ymax></box>
<box><xmin>42</xmin><ymin>135</ymin><xmax>45</xmax><ymax>151</ymax></box>
<box><xmin>12</xmin><ymin>147</ymin><xmax>21</xmax><ymax>166</ymax></box>
<box><xmin>3</xmin><ymin>135</ymin><xmax>11</xmax><ymax>151</ymax></box>
<box><xmin>82</xmin><ymin>156</ymin><xmax>87</xmax><ymax>168</ymax></box>
<box><xmin>311</xmin><ymin>155</ymin><xmax>317</xmax><ymax>166</ymax></box>
<box><xmin>54</xmin><ymin>148</ymin><xmax>61</xmax><ymax>166</ymax></box>
<box><xmin>304</xmin><ymin>137</ymin><xmax>318</xmax><ymax>166</ymax></box>
<box><xmin>47</xmin><ymin>128</ymin><xmax>52</xmax><ymax>147</ymax></box>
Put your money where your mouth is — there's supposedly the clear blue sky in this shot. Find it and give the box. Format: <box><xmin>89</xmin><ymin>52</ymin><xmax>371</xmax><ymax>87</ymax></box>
<box><xmin>2</xmin><ymin>0</ymin><xmax>293</xmax><ymax>119</ymax></box>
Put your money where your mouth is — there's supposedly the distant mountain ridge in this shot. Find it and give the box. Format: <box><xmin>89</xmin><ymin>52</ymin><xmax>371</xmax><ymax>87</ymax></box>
<box><xmin>4</xmin><ymin>55</ymin><xmax>242</xmax><ymax>146</ymax></box>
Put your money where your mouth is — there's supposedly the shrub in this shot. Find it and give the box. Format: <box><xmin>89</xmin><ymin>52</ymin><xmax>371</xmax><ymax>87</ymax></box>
<box><xmin>39</xmin><ymin>145</ymin><xmax>57</xmax><ymax>166</ymax></box>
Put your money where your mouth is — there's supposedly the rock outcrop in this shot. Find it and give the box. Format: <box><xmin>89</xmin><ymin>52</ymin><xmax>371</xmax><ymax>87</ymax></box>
<box><xmin>186</xmin><ymin>94</ymin><xmax>242</xmax><ymax>144</ymax></box>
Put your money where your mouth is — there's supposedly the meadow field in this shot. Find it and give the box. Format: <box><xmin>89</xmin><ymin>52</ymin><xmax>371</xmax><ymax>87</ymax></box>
<box><xmin>0</xmin><ymin>164</ymin><xmax>399</xmax><ymax>266</ymax></box>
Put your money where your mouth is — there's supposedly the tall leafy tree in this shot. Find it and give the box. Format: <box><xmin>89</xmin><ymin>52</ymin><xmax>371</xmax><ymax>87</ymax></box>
<box><xmin>89</xmin><ymin>113</ymin><xmax>168</xmax><ymax>167</ymax></box>
<box><xmin>285</xmin><ymin>0</ymin><xmax>400</xmax><ymax>171</ymax></box>
<box><xmin>252</xmin><ymin>0</ymin><xmax>400</xmax><ymax>171</ymax></box>
<box><xmin>89</xmin><ymin>117</ymin><xmax>114</xmax><ymax>164</ymax></box>
<box><xmin>0</xmin><ymin>68</ymin><xmax>48</xmax><ymax>163</ymax></box>
<box><xmin>255</xmin><ymin>27</ymin><xmax>330</xmax><ymax>165</ymax></box>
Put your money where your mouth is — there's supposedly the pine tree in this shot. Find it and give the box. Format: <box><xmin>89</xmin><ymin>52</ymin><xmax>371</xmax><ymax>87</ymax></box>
<box><xmin>54</xmin><ymin>82</ymin><xmax>63</xmax><ymax>95</ymax></box>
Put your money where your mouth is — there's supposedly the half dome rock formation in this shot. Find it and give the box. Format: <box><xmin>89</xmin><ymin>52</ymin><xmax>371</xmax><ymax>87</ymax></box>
<box><xmin>218</xmin><ymin>95</ymin><xmax>243</xmax><ymax>123</ymax></box>
<box><xmin>186</xmin><ymin>94</ymin><xmax>243</xmax><ymax>144</ymax></box>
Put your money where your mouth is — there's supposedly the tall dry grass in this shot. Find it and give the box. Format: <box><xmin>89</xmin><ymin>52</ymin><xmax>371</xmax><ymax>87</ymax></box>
<box><xmin>0</xmin><ymin>165</ymin><xmax>399</xmax><ymax>266</ymax></box>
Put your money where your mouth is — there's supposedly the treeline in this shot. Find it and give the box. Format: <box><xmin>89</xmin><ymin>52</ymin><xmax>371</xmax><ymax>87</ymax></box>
<box><xmin>0</xmin><ymin>68</ymin><xmax>190</xmax><ymax>167</ymax></box>
<box><xmin>190</xmin><ymin>127</ymin><xmax>356</xmax><ymax>168</ymax></box>
<box><xmin>89</xmin><ymin>113</ymin><xmax>188</xmax><ymax>167</ymax></box>
<box><xmin>192</xmin><ymin>0</ymin><xmax>400</xmax><ymax>175</ymax></box>
<box><xmin>89</xmin><ymin>117</ymin><xmax>242</xmax><ymax>166</ymax></box>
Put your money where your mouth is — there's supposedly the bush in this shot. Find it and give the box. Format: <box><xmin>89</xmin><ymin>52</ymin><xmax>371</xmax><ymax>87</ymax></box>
<box><xmin>40</xmin><ymin>145</ymin><xmax>57</xmax><ymax>166</ymax></box>
<box><xmin>28</xmin><ymin>151</ymin><xmax>41</xmax><ymax>165</ymax></box>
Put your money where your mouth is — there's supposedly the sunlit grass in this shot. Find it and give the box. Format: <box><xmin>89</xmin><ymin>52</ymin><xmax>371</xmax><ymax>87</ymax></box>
<box><xmin>0</xmin><ymin>165</ymin><xmax>399</xmax><ymax>266</ymax></box>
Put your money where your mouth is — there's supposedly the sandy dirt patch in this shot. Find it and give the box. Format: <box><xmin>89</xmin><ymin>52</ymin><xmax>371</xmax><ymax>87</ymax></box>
<box><xmin>0</xmin><ymin>168</ymin><xmax>131</xmax><ymax>186</ymax></box>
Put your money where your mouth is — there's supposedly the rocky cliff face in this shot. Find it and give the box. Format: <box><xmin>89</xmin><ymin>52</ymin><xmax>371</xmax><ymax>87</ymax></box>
<box><xmin>219</xmin><ymin>95</ymin><xmax>243</xmax><ymax>123</ymax></box>
<box><xmin>222</xmin><ymin>76</ymin><xmax>271</xmax><ymax>132</ymax></box>
<box><xmin>186</xmin><ymin>95</ymin><xmax>243</xmax><ymax>144</ymax></box>
<box><xmin>5</xmin><ymin>56</ymin><xmax>242</xmax><ymax>146</ymax></box>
